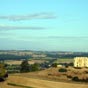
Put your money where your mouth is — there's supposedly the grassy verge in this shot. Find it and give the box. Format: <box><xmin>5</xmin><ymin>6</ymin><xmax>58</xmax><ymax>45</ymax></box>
<box><xmin>7</xmin><ymin>83</ymin><xmax>34</xmax><ymax>88</ymax></box>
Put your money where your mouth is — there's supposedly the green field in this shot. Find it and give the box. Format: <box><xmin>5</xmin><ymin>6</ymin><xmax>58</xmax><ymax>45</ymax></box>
<box><xmin>54</xmin><ymin>58</ymin><xmax>74</xmax><ymax>63</ymax></box>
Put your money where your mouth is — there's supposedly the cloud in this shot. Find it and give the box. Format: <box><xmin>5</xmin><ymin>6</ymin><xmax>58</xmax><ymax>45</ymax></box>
<box><xmin>48</xmin><ymin>36</ymin><xmax>88</xmax><ymax>39</ymax></box>
<box><xmin>10</xmin><ymin>36</ymin><xmax>88</xmax><ymax>41</ymax></box>
<box><xmin>0</xmin><ymin>13</ymin><xmax>56</xmax><ymax>21</ymax></box>
<box><xmin>0</xmin><ymin>25</ymin><xmax>45</xmax><ymax>30</ymax></box>
<box><xmin>0</xmin><ymin>32</ymin><xmax>12</xmax><ymax>35</ymax></box>
<box><xmin>47</xmin><ymin>36</ymin><xmax>88</xmax><ymax>41</ymax></box>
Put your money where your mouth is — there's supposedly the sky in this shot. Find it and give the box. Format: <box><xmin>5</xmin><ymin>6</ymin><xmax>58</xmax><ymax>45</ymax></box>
<box><xmin>0</xmin><ymin>0</ymin><xmax>88</xmax><ymax>52</ymax></box>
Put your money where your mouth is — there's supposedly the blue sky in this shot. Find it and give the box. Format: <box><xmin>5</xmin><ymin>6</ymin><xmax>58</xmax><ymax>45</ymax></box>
<box><xmin>0</xmin><ymin>0</ymin><xmax>88</xmax><ymax>51</ymax></box>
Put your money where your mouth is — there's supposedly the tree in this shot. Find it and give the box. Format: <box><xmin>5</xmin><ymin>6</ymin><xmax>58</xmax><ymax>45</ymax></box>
<box><xmin>30</xmin><ymin>63</ymin><xmax>40</xmax><ymax>71</ymax></box>
<box><xmin>20</xmin><ymin>60</ymin><xmax>30</xmax><ymax>73</ymax></box>
<box><xmin>0</xmin><ymin>63</ymin><xmax>8</xmax><ymax>82</ymax></box>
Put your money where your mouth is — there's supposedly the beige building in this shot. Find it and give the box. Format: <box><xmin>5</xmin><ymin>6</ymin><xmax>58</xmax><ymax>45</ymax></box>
<box><xmin>74</xmin><ymin>57</ymin><xmax>88</xmax><ymax>67</ymax></box>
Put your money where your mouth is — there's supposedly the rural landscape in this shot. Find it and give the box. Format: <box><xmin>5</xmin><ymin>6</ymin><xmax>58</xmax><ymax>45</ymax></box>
<box><xmin>0</xmin><ymin>50</ymin><xmax>88</xmax><ymax>88</ymax></box>
<box><xmin>0</xmin><ymin>0</ymin><xmax>88</xmax><ymax>88</ymax></box>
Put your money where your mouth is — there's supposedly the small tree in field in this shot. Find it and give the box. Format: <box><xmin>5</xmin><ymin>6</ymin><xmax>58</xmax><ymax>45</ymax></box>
<box><xmin>0</xmin><ymin>63</ymin><xmax>8</xmax><ymax>82</ymax></box>
<box><xmin>20</xmin><ymin>60</ymin><xmax>30</xmax><ymax>73</ymax></box>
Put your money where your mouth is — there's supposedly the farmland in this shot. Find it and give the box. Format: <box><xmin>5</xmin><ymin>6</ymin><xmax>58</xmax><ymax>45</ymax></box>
<box><xmin>0</xmin><ymin>50</ymin><xmax>88</xmax><ymax>88</ymax></box>
<box><xmin>54</xmin><ymin>58</ymin><xmax>74</xmax><ymax>63</ymax></box>
<box><xmin>4</xmin><ymin>59</ymin><xmax>47</xmax><ymax>65</ymax></box>
<box><xmin>1</xmin><ymin>67</ymin><xmax>88</xmax><ymax>88</ymax></box>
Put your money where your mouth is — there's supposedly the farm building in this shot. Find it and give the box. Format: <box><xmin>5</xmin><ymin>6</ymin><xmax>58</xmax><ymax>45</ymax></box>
<box><xmin>74</xmin><ymin>57</ymin><xmax>88</xmax><ymax>67</ymax></box>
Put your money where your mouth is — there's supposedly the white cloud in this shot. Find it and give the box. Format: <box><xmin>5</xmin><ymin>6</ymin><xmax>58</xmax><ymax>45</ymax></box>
<box><xmin>0</xmin><ymin>25</ymin><xmax>45</xmax><ymax>30</ymax></box>
<box><xmin>0</xmin><ymin>13</ymin><xmax>56</xmax><ymax>21</ymax></box>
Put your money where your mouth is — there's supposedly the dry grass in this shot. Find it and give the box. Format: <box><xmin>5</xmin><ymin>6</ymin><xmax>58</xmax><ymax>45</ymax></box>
<box><xmin>13</xmin><ymin>67</ymin><xmax>88</xmax><ymax>83</ymax></box>
<box><xmin>0</xmin><ymin>81</ymin><xmax>20</xmax><ymax>88</ymax></box>
<box><xmin>0</xmin><ymin>75</ymin><xmax>88</xmax><ymax>88</ymax></box>
<box><xmin>1</xmin><ymin>67</ymin><xmax>88</xmax><ymax>88</ymax></box>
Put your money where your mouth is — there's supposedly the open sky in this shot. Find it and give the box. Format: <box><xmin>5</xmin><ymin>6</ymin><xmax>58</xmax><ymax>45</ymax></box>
<box><xmin>0</xmin><ymin>0</ymin><xmax>88</xmax><ymax>51</ymax></box>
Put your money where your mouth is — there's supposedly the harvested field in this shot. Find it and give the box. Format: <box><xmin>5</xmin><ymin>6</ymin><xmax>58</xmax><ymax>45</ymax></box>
<box><xmin>5</xmin><ymin>60</ymin><xmax>46</xmax><ymax>65</ymax></box>
<box><xmin>0</xmin><ymin>75</ymin><xmax>88</xmax><ymax>88</ymax></box>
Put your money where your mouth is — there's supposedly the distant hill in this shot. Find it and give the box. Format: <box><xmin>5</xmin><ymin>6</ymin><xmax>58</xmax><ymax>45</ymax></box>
<box><xmin>0</xmin><ymin>50</ymin><xmax>88</xmax><ymax>60</ymax></box>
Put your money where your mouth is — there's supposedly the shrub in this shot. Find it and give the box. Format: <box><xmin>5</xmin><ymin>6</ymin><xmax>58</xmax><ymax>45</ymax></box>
<box><xmin>48</xmin><ymin>73</ymin><xmax>52</xmax><ymax>76</ymax></box>
<box><xmin>51</xmin><ymin>63</ymin><xmax>58</xmax><ymax>67</ymax></box>
<box><xmin>30</xmin><ymin>63</ymin><xmax>40</xmax><ymax>72</ymax></box>
<box><xmin>0</xmin><ymin>63</ymin><xmax>8</xmax><ymax>82</ymax></box>
<box><xmin>67</xmin><ymin>75</ymin><xmax>72</xmax><ymax>78</ymax></box>
<box><xmin>72</xmin><ymin>76</ymin><xmax>79</xmax><ymax>81</ymax></box>
<box><xmin>58</xmin><ymin>68</ymin><xmax>67</xmax><ymax>72</ymax></box>
<box><xmin>84</xmin><ymin>70</ymin><xmax>88</xmax><ymax>74</ymax></box>
<box><xmin>4</xmin><ymin>73</ymin><xmax>8</xmax><ymax>78</ymax></box>
<box><xmin>0</xmin><ymin>78</ymin><xmax>4</xmax><ymax>82</ymax></box>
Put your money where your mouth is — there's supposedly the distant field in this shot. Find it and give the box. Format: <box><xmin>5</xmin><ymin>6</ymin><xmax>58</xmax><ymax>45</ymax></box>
<box><xmin>54</xmin><ymin>58</ymin><xmax>74</xmax><ymax>63</ymax></box>
<box><xmin>4</xmin><ymin>59</ymin><xmax>47</xmax><ymax>65</ymax></box>
<box><xmin>4</xmin><ymin>58</ymin><xmax>74</xmax><ymax>65</ymax></box>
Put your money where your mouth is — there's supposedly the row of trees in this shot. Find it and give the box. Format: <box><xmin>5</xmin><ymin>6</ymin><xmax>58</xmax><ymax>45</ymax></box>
<box><xmin>0</xmin><ymin>54</ymin><xmax>31</xmax><ymax>60</ymax></box>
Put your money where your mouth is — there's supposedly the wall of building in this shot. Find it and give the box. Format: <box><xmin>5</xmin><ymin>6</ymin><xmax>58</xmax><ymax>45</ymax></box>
<box><xmin>74</xmin><ymin>57</ymin><xmax>88</xmax><ymax>67</ymax></box>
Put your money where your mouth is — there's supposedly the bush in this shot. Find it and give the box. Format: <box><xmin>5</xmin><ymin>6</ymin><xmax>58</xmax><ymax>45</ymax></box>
<box><xmin>0</xmin><ymin>78</ymin><xmax>4</xmax><ymax>82</ymax></box>
<box><xmin>72</xmin><ymin>76</ymin><xmax>79</xmax><ymax>81</ymax></box>
<box><xmin>84</xmin><ymin>70</ymin><xmax>88</xmax><ymax>74</ymax></box>
<box><xmin>67</xmin><ymin>75</ymin><xmax>72</xmax><ymax>78</ymax></box>
<box><xmin>0</xmin><ymin>63</ymin><xmax>8</xmax><ymax>82</ymax></box>
<box><xmin>51</xmin><ymin>63</ymin><xmax>58</xmax><ymax>67</ymax></box>
<box><xmin>48</xmin><ymin>73</ymin><xmax>52</xmax><ymax>76</ymax></box>
<box><xmin>58</xmin><ymin>68</ymin><xmax>67</xmax><ymax>72</ymax></box>
<box><xmin>30</xmin><ymin>63</ymin><xmax>40</xmax><ymax>72</ymax></box>
<box><xmin>4</xmin><ymin>73</ymin><xmax>8</xmax><ymax>78</ymax></box>
<box><xmin>72</xmin><ymin>76</ymin><xmax>88</xmax><ymax>82</ymax></box>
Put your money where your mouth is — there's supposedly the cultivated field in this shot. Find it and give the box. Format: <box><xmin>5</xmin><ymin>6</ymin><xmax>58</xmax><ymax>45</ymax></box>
<box><xmin>54</xmin><ymin>58</ymin><xmax>74</xmax><ymax>63</ymax></box>
<box><xmin>4</xmin><ymin>59</ymin><xmax>47</xmax><ymax>65</ymax></box>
